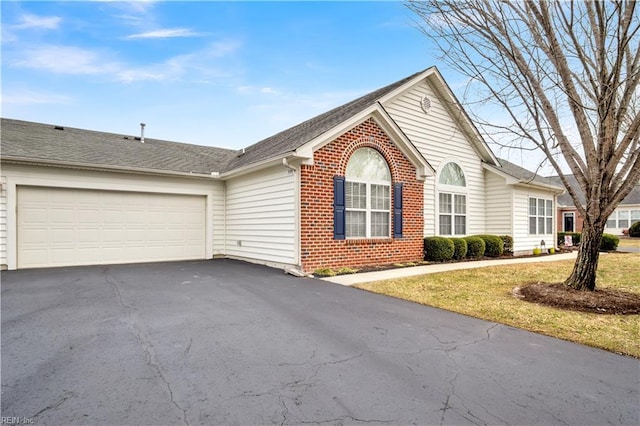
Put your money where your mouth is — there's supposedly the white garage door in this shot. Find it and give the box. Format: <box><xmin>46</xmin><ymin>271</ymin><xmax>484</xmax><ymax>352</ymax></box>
<box><xmin>17</xmin><ymin>186</ymin><xmax>206</xmax><ymax>268</ymax></box>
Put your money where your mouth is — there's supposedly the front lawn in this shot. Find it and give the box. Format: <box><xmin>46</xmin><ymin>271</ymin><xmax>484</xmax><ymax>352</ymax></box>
<box><xmin>356</xmin><ymin>253</ymin><xmax>640</xmax><ymax>358</ymax></box>
<box><xmin>618</xmin><ymin>237</ymin><xmax>640</xmax><ymax>249</ymax></box>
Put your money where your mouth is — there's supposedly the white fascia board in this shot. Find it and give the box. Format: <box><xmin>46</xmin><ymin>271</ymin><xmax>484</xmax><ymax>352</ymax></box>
<box><xmin>293</xmin><ymin>104</ymin><xmax>434</xmax><ymax>181</ymax></box>
<box><xmin>483</xmin><ymin>163</ymin><xmax>565</xmax><ymax>194</ymax></box>
<box><xmin>1</xmin><ymin>157</ymin><xmax>220</xmax><ymax>180</ymax></box>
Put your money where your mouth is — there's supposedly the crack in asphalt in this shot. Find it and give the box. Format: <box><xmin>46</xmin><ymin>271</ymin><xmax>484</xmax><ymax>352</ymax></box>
<box><xmin>300</xmin><ymin>416</ymin><xmax>394</xmax><ymax>424</ymax></box>
<box><xmin>30</xmin><ymin>390</ymin><xmax>76</xmax><ymax>420</ymax></box>
<box><xmin>105</xmin><ymin>268</ymin><xmax>190</xmax><ymax>426</ymax></box>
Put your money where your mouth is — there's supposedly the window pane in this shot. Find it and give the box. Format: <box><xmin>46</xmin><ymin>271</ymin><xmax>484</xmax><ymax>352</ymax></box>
<box><xmin>619</xmin><ymin>211</ymin><xmax>629</xmax><ymax>228</ymax></box>
<box><xmin>439</xmin><ymin>193</ymin><xmax>452</xmax><ymax>213</ymax></box>
<box><xmin>529</xmin><ymin>217</ymin><xmax>537</xmax><ymax>234</ymax></box>
<box><xmin>529</xmin><ymin>198</ymin><xmax>537</xmax><ymax>216</ymax></box>
<box><xmin>631</xmin><ymin>210</ymin><xmax>640</xmax><ymax>224</ymax></box>
<box><xmin>439</xmin><ymin>215</ymin><xmax>452</xmax><ymax>235</ymax></box>
<box><xmin>346</xmin><ymin>148</ymin><xmax>391</xmax><ymax>181</ymax></box>
<box><xmin>454</xmin><ymin>215</ymin><xmax>466</xmax><ymax>235</ymax></box>
<box><xmin>346</xmin><ymin>182</ymin><xmax>366</xmax><ymax>209</ymax></box>
<box><xmin>346</xmin><ymin>211</ymin><xmax>366</xmax><ymax>238</ymax></box>
<box><xmin>371</xmin><ymin>184</ymin><xmax>390</xmax><ymax>210</ymax></box>
<box><xmin>546</xmin><ymin>200</ymin><xmax>553</xmax><ymax>217</ymax></box>
<box><xmin>538</xmin><ymin>217</ymin><xmax>545</xmax><ymax>234</ymax></box>
<box><xmin>546</xmin><ymin>218</ymin><xmax>553</xmax><ymax>234</ymax></box>
<box><xmin>538</xmin><ymin>199</ymin><xmax>545</xmax><ymax>216</ymax></box>
<box><xmin>454</xmin><ymin>194</ymin><xmax>466</xmax><ymax>214</ymax></box>
<box><xmin>439</xmin><ymin>162</ymin><xmax>466</xmax><ymax>186</ymax></box>
<box><xmin>371</xmin><ymin>212</ymin><xmax>390</xmax><ymax>237</ymax></box>
<box><xmin>606</xmin><ymin>215</ymin><xmax>616</xmax><ymax>228</ymax></box>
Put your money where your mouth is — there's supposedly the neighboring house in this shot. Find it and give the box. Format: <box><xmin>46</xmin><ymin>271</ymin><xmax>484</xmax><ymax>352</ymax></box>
<box><xmin>550</xmin><ymin>175</ymin><xmax>640</xmax><ymax>235</ymax></box>
<box><xmin>0</xmin><ymin>67</ymin><xmax>563</xmax><ymax>273</ymax></box>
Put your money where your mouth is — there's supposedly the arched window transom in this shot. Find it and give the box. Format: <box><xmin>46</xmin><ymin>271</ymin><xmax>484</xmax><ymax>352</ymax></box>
<box><xmin>438</xmin><ymin>161</ymin><xmax>467</xmax><ymax>236</ymax></box>
<box><xmin>345</xmin><ymin>148</ymin><xmax>391</xmax><ymax>238</ymax></box>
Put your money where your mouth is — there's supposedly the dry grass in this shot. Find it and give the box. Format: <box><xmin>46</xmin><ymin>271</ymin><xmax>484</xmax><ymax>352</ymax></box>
<box><xmin>356</xmin><ymin>253</ymin><xmax>640</xmax><ymax>358</ymax></box>
<box><xmin>617</xmin><ymin>238</ymin><xmax>640</xmax><ymax>249</ymax></box>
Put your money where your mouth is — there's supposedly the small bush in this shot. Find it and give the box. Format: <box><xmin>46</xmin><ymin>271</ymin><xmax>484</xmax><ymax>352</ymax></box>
<box><xmin>313</xmin><ymin>268</ymin><xmax>335</xmax><ymax>277</ymax></box>
<box><xmin>463</xmin><ymin>236</ymin><xmax>485</xmax><ymax>258</ymax></box>
<box><xmin>500</xmin><ymin>235</ymin><xmax>513</xmax><ymax>254</ymax></box>
<box><xmin>629</xmin><ymin>221</ymin><xmax>640</xmax><ymax>238</ymax></box>
<box><xmin>474</xmin><ymin>234</ymin><xmax>504</xmax><ymax>257</ymax></box>
<box><xmin>424</xmin><ymin>237</ymin><xmax>455</xmax><ymax>262</ymax></box>
<box><xmin>600</xmin><ymin>233</ymin><xmax>620</xmax><ymax>251</ymax></box>
<box><xmin>558</xmin><ymin>232</ymin><xmax>581</xmax><ymax>247</ymax></box>
<box><xmin>450</xmin><ymin>238</ymin><xmax>468</xmax><ymax>260</ymax></box>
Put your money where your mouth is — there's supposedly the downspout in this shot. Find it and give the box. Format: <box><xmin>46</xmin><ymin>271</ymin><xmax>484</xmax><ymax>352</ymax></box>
<box><xmin>282</xmin><ymin>157</ymin><xmax>304</xmax><ymax>276</ymax></box>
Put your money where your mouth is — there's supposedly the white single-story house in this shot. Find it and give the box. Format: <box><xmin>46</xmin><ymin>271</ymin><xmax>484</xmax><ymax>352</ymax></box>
<box><xmin>550</xmin><ymin>174</ymin><xmax>640</xmax><ymax>235</ymax></box>
<box><xmin>0</xmin><ymin>67</ymin><xmax>563</xmax><ymax>273</ymax></box>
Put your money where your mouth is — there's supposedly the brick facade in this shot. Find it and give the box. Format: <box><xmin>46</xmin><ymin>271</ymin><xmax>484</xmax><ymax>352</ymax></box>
<box><xmin>300</xmin><ymin>118</ymin><xmax>424</xmax><ymax>273</ymax></box>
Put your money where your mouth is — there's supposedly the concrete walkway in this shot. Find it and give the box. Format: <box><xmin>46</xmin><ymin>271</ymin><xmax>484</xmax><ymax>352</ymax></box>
<box><xmin>323</xmin><ymin>251</ymin><xmax>579</xmax><ymax>286</ymax></box>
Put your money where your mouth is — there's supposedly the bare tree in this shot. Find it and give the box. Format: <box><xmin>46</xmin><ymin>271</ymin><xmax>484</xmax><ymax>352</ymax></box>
<box><xmin>408</xmin><ymin>0</ymin><xmax>640</xmax><ymax>291</ymax></box>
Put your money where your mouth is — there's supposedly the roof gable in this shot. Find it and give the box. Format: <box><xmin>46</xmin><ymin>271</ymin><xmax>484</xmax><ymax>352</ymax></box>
<box><xmin>484</xmin><ymin>158</ymin><xmax>564</xmax><ymax>193</ymax></box>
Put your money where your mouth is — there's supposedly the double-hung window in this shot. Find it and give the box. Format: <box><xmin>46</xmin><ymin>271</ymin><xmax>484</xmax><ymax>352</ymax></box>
<box><xmin>345</xmin><ymin>148</ymin><xmax>391</xmax><ymax>238</ymax></box>
<box><xmin>529</xmin><ymin>198</ymin><xmax>553</xmax><ymax>234</ymax></box>
<box><xmin>438</xmin><ymin>162</ymin><xmax>467</xmax><ymax>236</ymax></box>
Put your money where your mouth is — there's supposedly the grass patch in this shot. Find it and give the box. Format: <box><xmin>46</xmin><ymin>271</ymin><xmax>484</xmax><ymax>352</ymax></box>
<box><xmin>356</xmin><ymin>253</ymin><xmax>640</xmax><ymax>358</ymax></box>
<box><xmin>618</xmin><ymin>238</ymin><xmax>640</xmax><ymax>249</ymax></box>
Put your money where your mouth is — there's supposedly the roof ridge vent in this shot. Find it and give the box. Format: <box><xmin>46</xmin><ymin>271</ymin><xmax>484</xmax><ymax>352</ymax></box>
<box><xmin>54</xmin><ymin>126</ymin><xmax>64</xmax><ymax>130</ymax></box>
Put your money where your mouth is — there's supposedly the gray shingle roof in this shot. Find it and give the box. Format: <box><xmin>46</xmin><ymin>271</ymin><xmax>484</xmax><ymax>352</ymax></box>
<box><xmin>1</xmin><ymin>118</ymin><xmax>237</xmax><ymax>175</ymax></box>
<box><xmin>223</xmin><ymin>69</ymin><xmax>427</xmax><ymax>172</ymax></box>
<box><xmin>548</xmin><ymin>174</ymin><xmax>640</xmax><ymax>206</ymax></box>
<box><xmin>491</xmin><ymin>158</ymin><xmax>563</xmax><ymax>189</ymax></box>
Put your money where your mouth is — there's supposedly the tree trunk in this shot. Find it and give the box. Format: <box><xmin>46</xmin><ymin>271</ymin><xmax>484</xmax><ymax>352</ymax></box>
<box><xmin>564</xmin><ymin>221</ymin><xmax>605</xmax><ymax>291</ymax></box>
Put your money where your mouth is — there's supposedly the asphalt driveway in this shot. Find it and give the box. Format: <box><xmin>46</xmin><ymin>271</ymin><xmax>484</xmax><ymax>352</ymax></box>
<box><xmin>2</xmin><ymin>259</ymin><xmax>638</xmax><ymax>425</ymax></box>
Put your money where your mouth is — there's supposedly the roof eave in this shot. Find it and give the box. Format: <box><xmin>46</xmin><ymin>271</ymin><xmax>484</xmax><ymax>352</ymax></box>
<box><xmin>1</xmin><ymin>156</ymin><xmax>221</xmax><ymax>179</ymax></box>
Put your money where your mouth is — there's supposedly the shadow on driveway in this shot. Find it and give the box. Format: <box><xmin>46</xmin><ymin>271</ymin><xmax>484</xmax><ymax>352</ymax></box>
<box><xmin>2</xmin><ymin>259</ymin><xmax>638</xmax><ymax>425</ymax></box>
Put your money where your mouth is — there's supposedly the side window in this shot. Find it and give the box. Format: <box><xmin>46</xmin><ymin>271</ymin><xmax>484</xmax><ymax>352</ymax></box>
<box><xmin>438</xmin><ymin>162</ymin><xmax>466</xmax><ymax>236</ymax></box>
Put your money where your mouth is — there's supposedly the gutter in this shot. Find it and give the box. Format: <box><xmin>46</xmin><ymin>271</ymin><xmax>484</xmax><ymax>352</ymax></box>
<box><xmin>1</xmin><ymin>156</ymin><xmax>222</xmax><ymax>180</ymax></box>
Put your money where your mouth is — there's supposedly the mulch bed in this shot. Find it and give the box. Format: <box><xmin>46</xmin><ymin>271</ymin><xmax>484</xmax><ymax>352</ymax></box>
<box><xmin>513</xmin><ymin>282</ymin><xmax>640</xmax><ymax>315</ymax></box>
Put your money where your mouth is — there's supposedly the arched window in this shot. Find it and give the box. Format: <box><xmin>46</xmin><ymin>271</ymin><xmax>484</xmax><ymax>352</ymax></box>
<box><xmin>438</xmin><ymin>162</ymin><xmax>467</xmax><ymax>236</ymax></box>
<box><xmin>345</xmin><ymin>148</ymin><xmax>391</xmax><ymax>238</ymax></box>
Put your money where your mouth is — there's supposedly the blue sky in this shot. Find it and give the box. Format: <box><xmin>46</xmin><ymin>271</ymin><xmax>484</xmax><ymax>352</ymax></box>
<box><xmin>2</xmin><ymin>0</ymin><xmax>542</xmax><ymax>169</ymax></box>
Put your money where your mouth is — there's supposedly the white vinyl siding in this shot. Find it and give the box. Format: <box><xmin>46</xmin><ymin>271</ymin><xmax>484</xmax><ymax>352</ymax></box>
<box><xmin>383</xmin><ymin>81</ymin><xmax>486</xmax><ymax>237</ymax></box>
<box><xmin>225</xmin><ymin>166</ymin><xmax>296</xmax><ymax>265</ymax></box>
<box><xmin>605</xmin><ymin>206</ymin><xmax>640</xmax><ymax>235</ymax></box>
<box><xmin>484</xmin><ymin>170</ymin><xmax>513</xmax><ymax>235</ymax></box>
<box><xmin>512</xmin><ymin>187</ymin><xmax>556</xmax><ymax>253</ymax></box>
<box><xmin>0</xmin><ymin>175</ymin><xmax>7</xmax><ymax>269</ymax></box>
<box><xmin>1</xmin><ymin>163</ymin><xmax>221</xmax><ymax>270</ymax></box>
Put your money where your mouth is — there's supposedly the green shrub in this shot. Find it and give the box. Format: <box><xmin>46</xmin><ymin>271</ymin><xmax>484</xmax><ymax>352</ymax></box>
<box><xmin>500</xmin><ymin>235</ymin><xmax>514</xmax><ymax>254</ymax></box>
<box><xmin>474</xmin><ymin>234</ymin><xmax>504</xmax><ymax>257</ymax></box>
<box><xmin>450</xmin><ymin>238</ymin><xmax>468</xmax><ymax>260</ymax></box>
<box><xmin>463</xmin><ymin>236</ymin><xmax>485</xmax><ymax>258</ymax></box>
<box><xmin>629</xmin><ymin>221</ymin><xmax>640</xmax><ymax>238</ymax></box>
<box><xmin>558</xmin><ymin>232</ymin><xmax>581</xmax><ymax>247</ymax></box>
<box><xmin>600</xmin><ymin>233</ymin><xmax>620</xmax><ymax>251</ymax></box>
<box><xmin>424</xmin><ymin>237</ymin><xmax>455</xmax><ymax>262</ymax></box>
<box><xmin>313</xmin><ymin>268</ymin><xmax>336</xmax><ymax>277</ymax></box>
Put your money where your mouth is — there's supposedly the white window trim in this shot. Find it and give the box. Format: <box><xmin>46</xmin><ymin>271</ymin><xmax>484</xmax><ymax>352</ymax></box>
<box><xmin>529</xmin><ymin>197</ymin><xmax>554</xmax><ymax>235</ymax></box>
<box><xmin>346</xmin><ymin>178</ymin><xmax>391</xmax><ymax>239</ymax></box>
<box><xmin>436</xmin><ymin>160</ymin><xmax>468</xmax><ymax>237</ymax></box>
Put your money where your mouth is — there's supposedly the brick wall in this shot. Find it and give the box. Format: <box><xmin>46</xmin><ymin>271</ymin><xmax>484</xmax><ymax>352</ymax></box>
<box><xmin>300</xmin><ymin>118</ymin><xmax>424</xmax><ymax>273</ymax></box>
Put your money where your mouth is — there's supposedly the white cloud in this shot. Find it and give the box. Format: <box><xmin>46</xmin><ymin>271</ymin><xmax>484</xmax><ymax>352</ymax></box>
<box><xmin>13</xmin><ymin>14</ymin><xmax>62</xmax><ymax>30</ymax></box>
<box><xmin>12</xmin><ymin>45</ymin><xmax>121</xmax><ymax>75</ymax></box>
<box><xmin>1</xmin><ymin>89</ymin><xmax>72</xmax><ymax>106</ymax></box>
<box><xmin>9</xmin><ymin>39</ymin><xmax>242</xmax><ymax>84</ymax></box>
<box><xmin>126</xmin><ymin>28</ymin><xmax>204</xmax><ymax>39</ymax></box>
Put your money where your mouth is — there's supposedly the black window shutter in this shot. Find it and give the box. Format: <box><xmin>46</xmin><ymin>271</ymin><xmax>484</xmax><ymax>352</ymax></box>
<box><xmin>334</xmin><ymin>176</ymin><xmax>346</xmax><ymax>240</ymax></box>
<box><xmin>394</xmin><ymin>183</ymin><xmax>403</xmax><ymax>238</ymax></box>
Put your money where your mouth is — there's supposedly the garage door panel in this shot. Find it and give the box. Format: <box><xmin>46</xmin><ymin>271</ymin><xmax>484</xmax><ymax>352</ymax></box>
<box><xmin>18</xmin><ymin>186</ymin><xmax>206</xmax><ymax>268</ymax></box>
